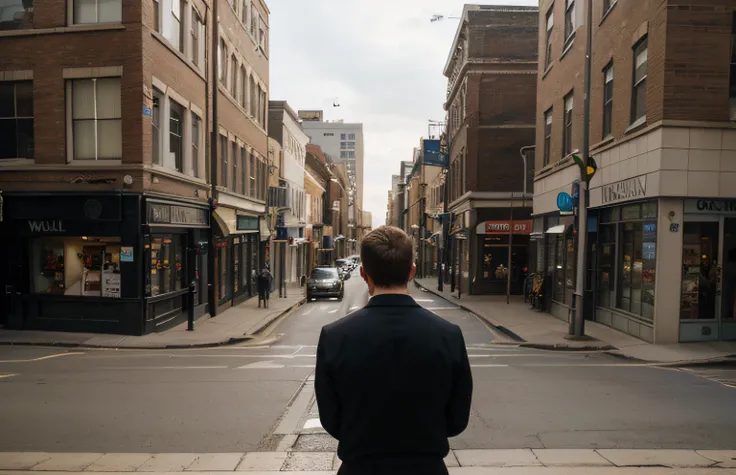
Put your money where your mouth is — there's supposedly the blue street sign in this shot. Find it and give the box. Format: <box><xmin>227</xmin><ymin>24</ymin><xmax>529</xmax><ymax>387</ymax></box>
<box><xmin>557</xmin><ymin>192</ymin><xmax>574</xmax><ymax>212</ymax></box>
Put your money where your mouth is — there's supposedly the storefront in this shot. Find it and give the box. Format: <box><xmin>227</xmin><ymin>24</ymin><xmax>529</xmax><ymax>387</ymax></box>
<box><xmin>473</xmin><ymin>220</ymin><xmax>532</xmax><ymax>295</ymax></box>
<box><xmin>213</xmin><ymin>208</ymin><xmax>261</xmax><ymax>309</ymax></box>
<box><xmin>1</xmin><ymin>192</ymin><xmax>209</xmax><ymax>335</ymax></box>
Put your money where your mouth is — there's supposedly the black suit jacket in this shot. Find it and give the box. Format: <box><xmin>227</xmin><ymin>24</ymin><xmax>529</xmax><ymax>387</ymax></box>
<box><xmin>315</xmin><ymin>294</ymin><xmax>473</xmax><ymax>474</ymax></box>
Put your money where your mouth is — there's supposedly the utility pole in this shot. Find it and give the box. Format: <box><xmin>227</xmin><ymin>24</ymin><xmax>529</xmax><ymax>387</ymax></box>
<box><xmin>570</xmin><ymin>0</ymin><xmax>594</xmax><ymax>338</ymax></box>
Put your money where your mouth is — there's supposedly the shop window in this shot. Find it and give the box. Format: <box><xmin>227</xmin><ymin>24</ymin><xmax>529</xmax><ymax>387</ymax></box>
<box><xmin>251</xmin><ymin>235</ymin><xmax>259</xmax><ymax>295</ymax></box>
<box><xmin>0</xmin><ymin>81</ymin><xmax>33</xmax><ymax>159</ymax></box>
<box><xmin>149</xmin><ymin>235</ymin><xmax>183</xmax><ymax>296</ymax></box>
<box><xmin>69</xmin><ymin>77</ymin><xmax>122</xmax><ymax>161</ymax></box>
<box><xmin>218</xmin><ymin>241</ymin><xmax>230</xmax><ymax>301</ymax></box>
<box><xmin>681</xmin><ymin>222</ymin><xmax>719</xmax><ymax>320</ymax></box>
<box><xmin>598</xmin><ymin>224</ymin><xmax>616</xmax><ymax>308</ymax></box>
<box><xmin>32</xmin><ymin>237</ymin><xmax>122</xmax><ymax>297</ymax></box>
<box><xmin>233</xmin><ymin>238</ymin><xmax>241</xmax><ymax>294</ymax></box>
<box><xmin>73</xmin><ymin>0</ymin><xmax>121</xmax><ymax>24</ymax></box>
<box><xmin>554</xmin><ymin>235</ymin><xmax>565</xmax><ymax>302</ymax></box>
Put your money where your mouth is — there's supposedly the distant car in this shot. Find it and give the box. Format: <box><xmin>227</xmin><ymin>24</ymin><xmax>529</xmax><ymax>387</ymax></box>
<box><xmin>307</xmin><ymin>266</ymin><xmax>344</xmax><ymax>301</ymax></box>
<box><xmin>336</xmin><ymin>258</ymin><xmax>354</xmax><ymax>272</ymax></box>
<box><xmin>347</xmin><ymin>255</ymin><xmax>361</xmax><ymax>268</ymax></box>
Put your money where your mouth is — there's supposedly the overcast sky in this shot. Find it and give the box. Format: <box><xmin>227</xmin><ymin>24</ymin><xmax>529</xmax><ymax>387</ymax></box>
<box><xmin>268</xmin><ymin>0</ymin><xmax>537</xmax><ymax>229</ymax></box>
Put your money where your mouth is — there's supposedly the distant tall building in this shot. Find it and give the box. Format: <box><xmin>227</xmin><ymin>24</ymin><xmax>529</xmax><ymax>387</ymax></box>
<box><xmin>298</xmin><ymin>112</ymin><xmax>364</xmax><ymax>212</ymax></box>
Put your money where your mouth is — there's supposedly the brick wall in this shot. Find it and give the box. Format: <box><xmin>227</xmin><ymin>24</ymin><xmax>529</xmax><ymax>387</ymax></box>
<box><xmin>467</xmin><ymin>8</ymin><xmax>539</xmax><ymax>62</ymax></box>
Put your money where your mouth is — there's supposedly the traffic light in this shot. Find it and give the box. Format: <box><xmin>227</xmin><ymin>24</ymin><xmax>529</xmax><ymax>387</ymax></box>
<box><xmin>572</xmin><ymin>154</ymin><xmax>597</xmax><ymax>182</ymax></box>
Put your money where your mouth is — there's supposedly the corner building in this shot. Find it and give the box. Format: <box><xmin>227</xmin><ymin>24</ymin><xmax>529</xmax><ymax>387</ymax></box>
<box><xmin>533</xmin><ymin>0</ymin><xmax>736</xmax><ymax>343</ymax></box>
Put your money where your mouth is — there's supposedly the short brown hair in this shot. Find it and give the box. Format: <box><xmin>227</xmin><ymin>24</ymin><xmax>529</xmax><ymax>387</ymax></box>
<box><xmin>360</xmin><ymin>226</ymin><xmax>414</xmax><ymax>288</ymax></box>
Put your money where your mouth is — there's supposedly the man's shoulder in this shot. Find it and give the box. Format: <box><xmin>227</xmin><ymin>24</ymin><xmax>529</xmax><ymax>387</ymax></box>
<box><xmin>323</xmin><ymin>304</ymin><xmax>460</xmax><ymax>335</ymax></box>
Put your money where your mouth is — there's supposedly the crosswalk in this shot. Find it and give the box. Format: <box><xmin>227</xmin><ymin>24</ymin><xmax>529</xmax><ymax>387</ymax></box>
<box><xmin>0</xmin><ymin>450</ymin><xmax>734</xmax><ymax>473</ymax></box>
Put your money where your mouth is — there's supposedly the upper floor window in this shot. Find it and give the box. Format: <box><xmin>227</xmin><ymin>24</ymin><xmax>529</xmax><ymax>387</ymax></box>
<box><xmin>240</xmin><ymin>66</ymin><xmax>247</xmax><ymax>109</ymax></box>
<box><xmin>219</xmin><ymin>39</ymin><xmax>227</xmax><ymax>82</ymax></box>
<box><xmin>544</xmin><ymin>7</ymin><xmax>553</xmax><ymax>68</ymax></box>
<box><xmin>603</xmin><ymin>63</ymin><xmax>614</xmax><ymax>137</ymax></box>
<box><xmin>73</xmin><ymin>0</ymin><xmax>121</xmax><ymax>25</ymax></box>
<box><xmin>563</xmin><ymin>92</ymin><xmax>573</xmax><ymax>157</ymax></box>
<box><xmin>68</xmin><ymin>78</ymin><xmax>121</xmax><ymax>161</ymax></box>
<box><xmin>249</xmin><ymin>76</ymin><xmax>256</xmax><ymax>117</ymax></box>
<box><xmin>169</xmin><ymin>0</ymin><xmax>184</xmax><ymax>53</ymax></box>
<box><xmin>169</xmin><ymin>99</ymin><xmax>184</xmax><ymax>172</ymax></box>
<box><xmin>0</xmin><ymin>81</ymin><xmax>33</xmax><ymax>159</ymax></box>
<box><xmin>0</xmin><ymin>0</ymin><xmax>33</xmax><ymax>30</ymax></box>
<box><xmin>153</xmin><ymin>0</ymin><xmax>159</xmax><ymax>32</ymax></box>
<box><xmin>220</xmin><ymin>134</ymin><xmax>229</xmax><ymax>188</ymax></box>
<box><xmin>564</xmin><ymin>0</ymin><xmax>575</xmax><ymax>43</ymax></box>
<box><xmin>340</xmin><ymin>141</ymin><xmax>355</xmax><ymax>150</ymax></box>
<box><xmin>631</xmin><ymin>37</ymin><xmax>648</xmax><ymax>124</ymax></box>
<box><xmin>250</xmin><ymin>6</ymin><xmax>257</xmax><ymax>36</ymax></box>
<box><xmin>152</xmin><ymin>88</ymin><xmax>163</xmax><ymax>165</ymax></box>
<box><xmin>240</xmin><ymin>0</ymin><xmax>248</xmax><ymax>24</ymax></box>
<box><xmin>543</xmin><ymin>108</ymin><xmax>552</xmax><ymax>165</ymax></box>
<box><xmin>191</xmin><ymin>8</ymin><xmax>205</xmax><ymax>69</ymax></box>
<box><xmin>340</xmin><ymin>151</ymin><xmax>356</xmax><ymax>159</ymax></box>
<box><xmin>230</xmin><ymin>54</ymin><xmax>238</xmax><ymax>96</ymax></box>
<box><xmin>191</xmin><ymin>113</ymin><xmax>200</xmax><ymax>177</ymax></box>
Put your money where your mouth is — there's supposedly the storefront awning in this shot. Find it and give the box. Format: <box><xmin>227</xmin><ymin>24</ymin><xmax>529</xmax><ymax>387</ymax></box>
<box><xmin>213</xmin><ymin>208</ymin><xmax>260</xmax><ymax>237</ymax></box>
<box><xmin>545</xmin><ymin>224</ymin><xmax>568</xmax><ymax>234</ymax></box>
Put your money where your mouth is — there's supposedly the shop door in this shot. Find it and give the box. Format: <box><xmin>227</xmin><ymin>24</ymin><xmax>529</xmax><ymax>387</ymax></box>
<box><xmin>720</xmin><ymin>218</ymin><xmax>736</xmax><ymax>340</ymax></box>
<box><xmin>680</xmin><ymin>221</ymin><xmax>720</xmax><ymax>341</ymax></box>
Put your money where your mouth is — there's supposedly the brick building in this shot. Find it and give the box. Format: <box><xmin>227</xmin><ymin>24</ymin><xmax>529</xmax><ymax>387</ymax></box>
<box><xmin>444</xmin><ymin>4</ymin><xmax>538</xmax><ymax>296</ymax></box>
<box><xmin>304</xmin><ymin>144</ymin><xmax>330</xmax><ymax>271</ymax></box>
<box><xmin>533</xmin><ymin>0</ymin><xmax>736</xmax><ymax>343</ymax></box>
<box><xmin>0</xmin><ymin>0</ymin><xmax>270</xmax><ymax>334</ymax></box>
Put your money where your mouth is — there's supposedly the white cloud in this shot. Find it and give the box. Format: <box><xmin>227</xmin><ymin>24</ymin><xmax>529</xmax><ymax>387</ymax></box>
<box><xmin>269</xmin><ymin>0</ymin><xmax>538</xmax><ymax>229</ymax></box>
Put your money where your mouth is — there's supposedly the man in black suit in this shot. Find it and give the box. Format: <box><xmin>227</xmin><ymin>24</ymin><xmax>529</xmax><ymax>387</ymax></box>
<box><xmin>315</xmin><ymin>226</ymin><xmax>473</xmax><ymax>475</ymax></box>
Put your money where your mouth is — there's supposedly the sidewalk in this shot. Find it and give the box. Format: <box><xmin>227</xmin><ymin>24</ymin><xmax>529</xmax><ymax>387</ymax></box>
<box><xmin>0</xmin><ymin>284</ymin><xmax>305</xmax><ymax>349</ymax></box>
<box><xmin>415</xmin><ymin>278</ymin><xmax>736</xmax><ymax>364</ymax></box>
<box><xmin>0</xmin><ymin>450</ymin><xmax>734</xmax><ymax>473</ymax></box>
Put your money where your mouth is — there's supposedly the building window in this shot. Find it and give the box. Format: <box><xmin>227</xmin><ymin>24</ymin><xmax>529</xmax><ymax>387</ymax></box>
<box><xmin>249</xmin><ymin>76</ymin><xmax>256</xmax><ymax>117</ymax></box>
<box><xmin>73</xmin><ymin>0</ymin><xmax>121</xmax><ymax>24</ymax></box>
<box><xmin>564</xmin><ymin>0</ymin><xmax>575</xmax><ymax>43</ymax></box>
<box><xmin>230</xmin><ymin>54</ymin><xmax>237</xmax><ymax>96</ymax></box>
<box><xmin>220</xmin><ymin>134</ymin><xmax>228</xmax><ymax>188</ymax></box>
<box><xmin>240</xmin><ymin>147</ymin><xmax>247</xmax><ymax>195</ymax></box>
<box><xmin>153</xmin><ymin>0</ymin><xmax>159</xmax><ymax>31</ymax></box>
<box><xmin>149</xmin><ymin>235</ymin><xmax>184</xmax><ymax>296</ymax></box>
<box><xmin>69</xmin><ymin>78</ymin><xmax>121</xmax><ymax>161</ymax></box>
<box><xmin>259</xmin><ymin>22</ymin><xmax>265</xmax><ymax>50</ymax></box>
<box><xmin>340</xmin><ymin>141</ymin><xmax>355</xmax><ymax>150</ymax></box>
<box><xmin>603</xmin><ymin>63</ymin><xmax>614</xmax><ymax>138</ymax></box>
<box><xmin>545</xmin><ymin>7</ymin><xmax>553</xmax><ymax>68</ymax></box>
<box><xmin>32</xmin><ymin>237</ymin><xmax>123</xmax><ymax>297</ymax></box>
<box><xmin>168</xmin><ymin>0</ymin><xmax>182</xmax><ymax>52</ymax></box>
<box><xmin>250</xmin><ymin>5</ymin><xmax>256</xmax><ymax>35</ymax></box>
<box><xmin>219</xmin><ymin>40</ymin><xmax>227</xmax><ymax>82</ymax></box>
<box><xmin>543</xmin><ymin>108</ymin><xmax>552</xmax><ymax>165</ymax></box>
<box><xmin>1</xmin><ymin>0</ymin><xmax>33</xmax><ymax>30</ymax></box>
<box><xmin>323</xmin><ymin>132</ymin><xmax>334</xmax><ymax>136</ymax></box>
<box><xmin>152</xmin><ymin>88</ymin><xmax>163</xmax><ymax>165</ymax></box>
<box><xmin>603</xmin><ymin>0</ymin><xmax>616</xmax><ymax>15</ymax></box>
<box><xmin>240</xmin><ymin>66</ymin><xmax>247</xmax><ymax>109</ymax></box>
<box><xmin>191</xmin><ymin>113</ymin><xmax>200</xmax><ymax>177</ymax></box>
<box><xmin>191</xmin><ymin>8</ymin><xmax>204</xmax><ymax>68</ymax></box>
<box><xmin>0</xmin><ymin>81</ymin><xmax>33</xmax><ymax>159</ymax></box>
<box><xmin>631</xmin><ymin>37</ymin><xmax>648</xmax><ymax>123</ymax></box>
<box><xmin>249</xmin><ymin>151</ymin><xmax>256</xmax><ymax>198</ymax></box>
<box><xmin>260</xmin><ymin>89</ymin><xmax>266</xmax><ymax>125</ymax></box>
<box><xmin>731</xmin><ymin>13</ymin><xmax>736</xmax><ymax>119</ymax></box>
<box><xmin>563</xmin><ymin>92</ymin><xmax>573</xmax><ymax>158</ymax></box>
<box><xmin>240</xmin><ymin>0</ymin><xmax>247</xmax><ymax>24</ymax></box>
<box><xmin>340</xmin><ymin>150</ymin><xmax>356</xmax><ymax>159</ymax></box>
<box><xmin>218</xmin><ymin>240</ymin><xmax>230</xmax><ymax>302</ymax></box>
<box><xmin>169</xmin><ymin>99</ymin><xmax>184</xmax><ymax>172</ymax></box>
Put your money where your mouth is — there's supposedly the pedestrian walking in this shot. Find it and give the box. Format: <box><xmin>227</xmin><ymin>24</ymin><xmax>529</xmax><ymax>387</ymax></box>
<box><xmin>257</xmin><ymin>266</ymin><xmax>273</xmax><ymax>308</ymax></box>
<box><xmin>315</xmin><ymin>225</ymin><xmax>473</xmax><ymax>475</ymax></box>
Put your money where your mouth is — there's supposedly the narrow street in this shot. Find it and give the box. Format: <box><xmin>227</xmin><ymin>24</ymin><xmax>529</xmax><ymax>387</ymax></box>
<box><xmin>1</xmin><ymin>271</ymin><xmax>735</xmax><ymax>457</ymax></box>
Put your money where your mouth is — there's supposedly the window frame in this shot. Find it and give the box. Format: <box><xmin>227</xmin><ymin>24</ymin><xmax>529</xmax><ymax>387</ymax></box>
<box><xmin>71</xmin><ymin>0</ymin><xmax>122</xmax><ymax>25</ymax></box>
<box><xmin>602</xmin><ymin>62</ymin><xmax>614</xmax><ymax>138</ymax></box>
<box><xmin>563</xmin><ymin>92</ymin><xmax>573</xmax><ymax>158</ymax></box>
<box><xmin>152</xmin><ymin>88</ymin><xmax>163</xmax><ymax>166</ymax></box>
<box><xmin>564</xmin><ymin>0</ymin><xmax>575</xmax><ymax>43</ymax></box>
<box><xmin>544</xmin><ymin>7</ymin><xmax>554</xmax><ymax>68</ymax></box>
<box><xmin>220</xmin><ymin>134</ymin><xmax>229</xmax><ymax>189</ymax></box>
<box><xmin>191</xmin><ymin>112</ymin><xmax>200</xmax><ymax>177</ymax></box>
<box><xmin>0</xmin><ymin>80</ymin><xmax>34</xmax><ymax>160</ymax></box>
<box><xmin>169</xmin><ymin>99</ymin><xmax>184</xmax><ymax>172</ymax></box>
<box><xmin>219</xmin><ymin>40</ymin><xmax>227</xmax><ymax>83</ymax></box>
<box><xmin>631</xmin><ymin>36</ymin><xmax>648</xmax><ymax>124</ymax></box>
<box><xmin>230</xmin><ymin>54</ymin><xmax>238</xmax><ymax>97</ymax></box>
<box><xmin>67</xmin><ymin>77</ymin><xmax>122</xmax><ymax>162</ymax></box>
<box><xmin>190</xmin><ymin>7</ymin><xmax>203</xmax><ymax>68</ymax></box>
<box><xmin>543</xmin><ymin>107</ymin><xmax>553</xmax><ymax>166</ymax></box>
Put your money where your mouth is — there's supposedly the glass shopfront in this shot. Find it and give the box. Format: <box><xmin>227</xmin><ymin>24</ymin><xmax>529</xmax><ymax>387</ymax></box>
<box><xmin>596</xmin><ymin>201</ymin><xmax>657</xmax><ymax>322</ymax></box>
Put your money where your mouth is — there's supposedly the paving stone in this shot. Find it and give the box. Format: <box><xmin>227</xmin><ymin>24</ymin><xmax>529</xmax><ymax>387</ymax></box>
<box><xmin>445</xmin><ymin>451</ymin><xmax>460</xmax><ymax>467</ymax></box>
<box><xmin>532</xmin><ymin>449</ymin><xmax>612</xmax><ymax>467</ymax></box>
<box><xmin>696</xmin><ymin>450</ymin><xmax>736</xmax><ymax>468</ymax></box>
<box><xmin>454</xmin><ymin>449</ymin><xmax>542</xmax><ymax>467</ymax></box>
<box><xmin>236</xmin><ymin>452</ymin><xmax>288</xmax><ymax>471</ymax></box>
<box><xmin>185</xmin><ymin>454</ymin><xmax>244</xmax><ymax>471</ymax></box>
<box><xmin>596</xmin><ymin>449</ymin><xmax>715</xmax><ymax>468</ymax></box>
<box><xmin>85</xmin><ymin>454</ymin><xmax>153</xmax><ymax>472</ymax></box>
<box><xmin>282</xmin><ymin>452</ymin><xmax>335</xmax><ymax>471</ymax></box>
<box><xmin>0</xmin><ymin>453</ymin><xmax>51</xmax><ymax>470</ymax></box>
<box><xmin>31</xmin><ymin>453</ymin><xmax>104</xmax><ymax>471</ymax></box>
<box><xmin>137</xmin><ymin>454</ymin><xmax>199</xmax><ymax>472</ymax></box>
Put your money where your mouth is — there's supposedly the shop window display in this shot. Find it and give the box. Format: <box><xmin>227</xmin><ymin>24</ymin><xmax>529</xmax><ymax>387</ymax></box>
<box><xmin>32</xmin><ymin>237</ymin><xmax>121</xmax><ymax>297</ymax></box>
<box><xmin>149</xmin><ymin>235</ymin><xmax>184</xmax><ymax>297</ymax></box>
<box><xmin>680</xmin><ymin>222</ymin><xmax>719</xmax><ymax>320</ymax></box>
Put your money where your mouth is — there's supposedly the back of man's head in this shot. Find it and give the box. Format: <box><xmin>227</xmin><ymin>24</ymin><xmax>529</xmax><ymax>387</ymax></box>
<box><xmin>360</xmin><ymin>226</ymin><xmax>414</xmax><ymax>289</ymax></box>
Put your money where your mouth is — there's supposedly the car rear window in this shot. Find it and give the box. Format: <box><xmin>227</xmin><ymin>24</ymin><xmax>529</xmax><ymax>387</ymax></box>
<box><xmin>311</xmin><ymin>268</ymin><xmax>338</xmax><ymax>279</ymax></box>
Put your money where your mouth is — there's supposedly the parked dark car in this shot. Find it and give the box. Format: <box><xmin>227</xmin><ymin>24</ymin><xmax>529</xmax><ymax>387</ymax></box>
<box><xmin>307</xmin><ymin>266</ymin><xmax>344</xmax><ymax>301</ymax></box>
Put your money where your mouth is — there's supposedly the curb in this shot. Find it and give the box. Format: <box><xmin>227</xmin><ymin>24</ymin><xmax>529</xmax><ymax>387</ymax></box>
<box><xmin>0</xmin><ymin>298</ymin><xmax>306</xmax><ymax>350</ymax></box>
<box><xmin>413</xmin><ymin>280</ymin><xmax>617</xmax><ymax>352</ymax></box>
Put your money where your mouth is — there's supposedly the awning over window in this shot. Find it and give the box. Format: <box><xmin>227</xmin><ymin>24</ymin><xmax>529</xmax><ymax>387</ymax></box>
<box><xmin>545</xmin><ymin>224</ymin><xmax>568</xmax><ymax>234</ymax></box>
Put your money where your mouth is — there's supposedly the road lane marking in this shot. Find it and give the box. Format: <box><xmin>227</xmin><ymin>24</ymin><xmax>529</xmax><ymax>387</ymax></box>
<box><xmin>108</xmin><ymin>366</ymin><xmax>229</xmax><ymax>370</ymax></box>
<box><xmin>415</xmin><ymin>299</ymin><xmax>434</xmax><ymax>302</ymax></box>
<box><xmin>237</xmin><ymin>361</ymin><xmax>285</xmax><ymax>369</ymax></box>
<box><xmin>471</xmin><ymin>364</ymin><xmax>509</xmax><ymax>368</ymax></box>
<box><xmin>328</xmin><ymin>309</ymin><xmax>338</xmax><ymax>314</ymax></box>
<box><xmin>0</xmin><ymin>374</ymin><xmax>18</xmax><ymax>379</ymax></box>
<box><xmin>0</xmin><ymin>352</ymin><xmax>84</xmax><ymax>363</ymax></box>
<box><xmin>349</xmin><ymin>306</ymin><xmax>360</xmax><ymax>311</ymax></box>
<box><xmin>303</xmin><ymin>418</ymin><xmax>323</xmax><ymax>429</ymax></box>
<box><xmin>302</xmin><ymin>307</ymin><xmax>314</xmax><ymax>316</ymax></box>
<box><xmin>425</xmin><ymin>307</ymin><xmax>458</xmax><ymax>311</ymax></box>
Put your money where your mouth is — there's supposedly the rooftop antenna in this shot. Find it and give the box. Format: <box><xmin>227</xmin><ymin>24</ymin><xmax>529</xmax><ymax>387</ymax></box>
<box><xmin>333</xmin><ymin>98</ymin><xmax>340</xmax><ymax>107</ymax></box>
<box><xmin>430</xmin><ymin>14</ymin><xmax>460</xmax><ymax>23</ymax></box>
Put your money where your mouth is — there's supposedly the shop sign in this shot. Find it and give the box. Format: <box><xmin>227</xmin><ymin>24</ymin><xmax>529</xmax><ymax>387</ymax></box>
<box><xmin>601</xmin><ymin>176</ymin><xmax>647</xmax><ymax>204</ymax></box>
<box><xmin>149</xmin><ymin>203</ymin><xmax>209</xmax><ymax>226</ymax></box>
<box><xmin>476</xmin><ymin>220</ymin><xmax>533</xmax><ymax>235</ymax></box>
<box><xmin>120</xmin><ymin>247</ymin><xmax>134</xmax><ymax>262</ymax></box>
<box><xmin>684</xmin><ymin>199</ymin><xmax>736</xmax><ymax>215</ymax></box>
<box><xmin>28</xmin><ymin>220</ymin><xmax>65</xmax><ymax>233</ymax></box>
<box><xmin>236</xmin><ymin>215</ymin><xmax>259</xmax><ymax>231</ymax></box>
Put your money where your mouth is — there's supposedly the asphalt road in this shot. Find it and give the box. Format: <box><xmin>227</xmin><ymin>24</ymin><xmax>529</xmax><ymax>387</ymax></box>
<box><xmin>0</xmin><ymin>270</ymin><xmax>735</xmax><ymax>453</ymax></box>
